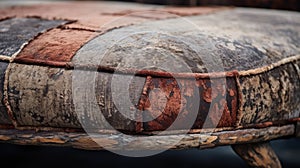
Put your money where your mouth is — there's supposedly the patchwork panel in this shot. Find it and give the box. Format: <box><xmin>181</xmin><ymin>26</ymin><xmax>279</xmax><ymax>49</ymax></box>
<box><xmin>14</xmin><ymin>28</ymin><xmax>97</xmax><ymax>66</ymax></box>
<box><xmin>0</xmin><ymin>17</ymin><xmax>68</xmax><ymax>126</ymax></box>
<box><xmin>0</xmin><ymin>17</ymin><xmax>67</xmax><ymax>57</ymax></box>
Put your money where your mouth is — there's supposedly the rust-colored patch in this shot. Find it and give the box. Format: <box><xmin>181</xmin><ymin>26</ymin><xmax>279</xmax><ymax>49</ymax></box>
<box><xmin>143</xmin><ymin>78</ymin><xmax>183</xmax><ymax>131</ymax></box>
<box><xmin>140</xmin><ymin>76</ymin><xmax>238</xmax><ymax>131</ymax></box>
<box><xmin>14</xmin><ymin>28</ymin><xmax>97</xmax><ymax>65</ymax></box>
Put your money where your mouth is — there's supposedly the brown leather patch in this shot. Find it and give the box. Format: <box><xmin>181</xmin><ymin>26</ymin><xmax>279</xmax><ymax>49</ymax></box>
<box><xmin>14</xmin><ymin>28</ymin><xmax>97</xmax><ymax>66</ymax></box>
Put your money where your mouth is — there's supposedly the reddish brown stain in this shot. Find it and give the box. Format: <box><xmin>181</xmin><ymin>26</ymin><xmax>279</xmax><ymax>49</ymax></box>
<box><xmin>229</xmin><ymin>89</ymin><xmax>235</xmax><ymax>96</ymax></box>
<box><xmin>228</xmin><ymin>78</ymin><xmax>238</xmax><ymax>126</ymax></box>
<box><xmin>140</xmin><ymin>77</ymin><xmax>238</xmax><ymax>131</ymax></box>
<box><xmin>14</xmin><ymin>28</ymin><xmax>97</xmax><ymax>65</ymax></box>
<box><xmin>203</xmin><ymin>88</ymin><xmax>212</xmax><ymax>103</ymax></box>
<box><xmin>216</xmin><ymin>99</ymin><xmax>232</xmax><ymax>127</ymax></box>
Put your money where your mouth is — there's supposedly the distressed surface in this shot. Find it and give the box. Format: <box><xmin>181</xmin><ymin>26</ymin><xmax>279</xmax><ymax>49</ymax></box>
<box><xmin>0</xmin><ymin>2</ymin><xmax>298</xmax><ymax>160</ymax></box>
<box><xmin>0</xmin><ymin>125</ymin><xmax>294</xmax><ymax>150</ymax></box>
<box><xmin>0</xmin><ymin>17</ymin><xmax>67</xmax><ymax>57</ymax></box>
<box><xmin>75</xmin><ymin>8</ymin><xmax>300</xmax><ymax>73</ymax></box>
<box><xmin>239</xmin><ymin>61</ymin><xmax>300</xmax><ymax>125</ymax></box>
<box><xmin>14</xmin><ymin>28</ymin><xmax>97</xmax><ymax>66</ymax></box>
<box><xmin>7</xmin><ymin>64</ymin><xmax>146</xmax><ymax>131</ymax></box>
<box><xmin>75</xmin><ymin>70</ymin><xmax>145</xmax><ymax>132</ymax></box>
<box><xmin>6</xmin><ymin>61</ymin><xmax>237</xmax><ymax>132</ymax></box>
<box><xmin>2</xmin><ymin>7</ymin><xmax>299</xmax><ymax>131</ymax></box>
<box><xmin>70</xmin><ymin>7</ymin><xmax>300</xmax><ymax>130</ymax></box>
<box><xmin>7</xmin><ymin>64</ymin><xmax>80</xmax><ymax>128</ymax></box>
<box><xmin>141</xmin><ymin>77</ymin><xmax>238</xmax><ymax>131</ymax></box>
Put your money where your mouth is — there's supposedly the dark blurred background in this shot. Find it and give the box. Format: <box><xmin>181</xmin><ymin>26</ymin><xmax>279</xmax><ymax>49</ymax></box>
<box><xmin>1</xmin><ymin>0</ymin><xmax>299</xmax><ymax>11</ymax></box>
<box><xmin>0</xmin><ymin>0</ymin><xmax>299</xmax><ymax>167</ymax></box>
<box><xmin>0</xmin><ymin>138</ymin><xmax>300</xmax><ymax>168</ymax></box>
<box><xmin>97</xmin><ymin>0</ymin><xmax>300</xmax><ymax>11</ymax></box>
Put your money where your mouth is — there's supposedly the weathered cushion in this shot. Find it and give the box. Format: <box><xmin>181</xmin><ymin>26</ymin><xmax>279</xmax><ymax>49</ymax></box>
<box><xmin>0</xmin><ymin>1</ymin><xmax>299</xmax><ymax>136</ymax></box>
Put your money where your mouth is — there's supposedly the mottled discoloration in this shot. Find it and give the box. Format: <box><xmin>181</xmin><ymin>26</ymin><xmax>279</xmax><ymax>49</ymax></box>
<box><xmin>1</xmin><ymin>7</ymin><xmax>299</xmax><ymax>133</ymax></box>
<box><xmin>73</xmin><ymin>31</ymin><xmax>209</xmax><ymax>74</ymax></box>
<box><xmin>7</xmin><ymin>64</ymin><xmax>80</xmax><ymax>128</ymax></box>
<box><xmin>93</xmin><ymin>72</ymin><xmax>145</xmax><ymax>132</ymax></box>
<box><xmin>0</xmin><ymin>4</ymin><xmax>299</xmax><ymax>165</ymax></box>
<box><xmin>140</xmin><ymin>76</ymin><xmax>238</xmax><ymax>131</ymax></box>
<box><xmin>239</xmin><ymin>62</ymin><xmax>300</xmax><ymax>125</ymax></box>
<box><xmin>6</xmin><ymin>64</ymin><xmax>146</xmax><ymax>131</ymax></box>
<box><xmin>195</xmin><ymin>77</ymin><xmax>238</xmax><ymax>128</ymax></box>
<box><xmin>141</xmin><ymin>77</ymin><xmax>198</xmax><ymax>131</ymax></box>
<box><xmin>0</xmin><ymin>17</ymin><xmax>67</xmax><ymax>57</ymax></box>
<box><xmin>232</xmin><ymin>142</ymin><xmax>282</xmax><ymax>168</ymax></box>
<box><xmin>5</xmin><ymin>62</ymin><xmax>237</xmax><ymax>132</ymax></box>
<box><xmin>73</xmin><ymin>8</ymin><xmax>300</xmax><ymax>74</ymax></box>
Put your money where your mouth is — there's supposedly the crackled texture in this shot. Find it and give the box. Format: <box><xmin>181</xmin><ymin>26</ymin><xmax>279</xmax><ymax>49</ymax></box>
<box><xmin>141</xmin><ymin>77</ymin><xmax>238</xmax><ymax>131</ymax></box>
<box><xmin>94</xmin><ymin>73</ymin><xmax>145</xmax><ymax>132</ymax></box>
<box><xmin>0</xmin><ymin>17</ymin><xmax>67</xmax><ymax>56</ymax></box>
<box><xmin>90</xmin><ymin>32</ymin><xmax>209</xmax><ymax>73</ymax></box>
<box><xmin>0</xmin><ymin>4</ymin><xmax>299</xmax><ymax>166</ymax></box>
<box><xmin>239</xmin><ymin>61</ymin><xmax>300</xmax><ymax>124</ymax></box>
<box><xmin>0</xmin><ymin>2</ymin><xmax>298</xmax><ymax>138</ymax></box>
<box><xmin>75</xmin><ymin>8</ymin><xmax>300</xmax><ymax>73</ymax></box>
<box><xmin>5</xmin><ymin>62</ymin><xmax>239</xmax><ymax>131</ymax></box>
<box><xmin>7</xmin><ymin>64</ymin><xmax>146</xmax><ymax>131</ymax></box>
<box><xmin>7</xmin><ymin>64</ymin><xmax>80</xmax><ymax>128</ymax></box>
